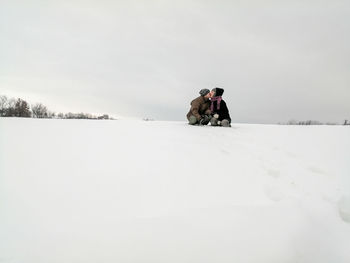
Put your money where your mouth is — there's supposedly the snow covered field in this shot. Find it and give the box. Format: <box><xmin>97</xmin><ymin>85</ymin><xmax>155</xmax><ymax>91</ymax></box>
<box><xmin>1</xmin><ymin>118</ymin><xmax>349</xmax><ymax>263</ymax></box>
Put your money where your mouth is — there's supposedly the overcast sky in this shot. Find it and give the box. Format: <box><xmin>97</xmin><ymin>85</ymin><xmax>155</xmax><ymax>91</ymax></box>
<box><xmin>1</xmin><ymin>0</ymin><xmax>349</xmax><ymax>123</ymax></box>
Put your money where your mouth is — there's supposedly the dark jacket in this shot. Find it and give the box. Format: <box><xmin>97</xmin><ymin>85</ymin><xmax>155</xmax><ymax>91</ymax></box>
<box><xmin>210</xmin><ymin>88</ymin><xmax>231</xmax><ymax>123</ymax></box>
<box><xmin>186</xmin><ymin>96</ymin><xmax>211</xmax><ymax>121</ymax></box>
<box><xmin>211</xmin><ymin>99</ymin><xmax>231</xmax><ymax>123</ymax></box>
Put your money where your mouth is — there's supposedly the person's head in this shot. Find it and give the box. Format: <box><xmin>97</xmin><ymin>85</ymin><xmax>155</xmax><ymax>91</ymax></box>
<box><xmin>204</xmin><ymin>92</ymin><xmax>212</xmax><ymax>99</ymax></box>
<box><xmin>209</xmin><ymin>90</ymin><xmax>215</xmax><ymax>98</ymax></box>
<box><xmin>211</xmin><ymin>87</ymin><xmax>224</xmax><ymax>97</ymax></box>
<box><xmin>199</xmin><ymin>89</ymin><xmax>211</xmax><ymax>98</ymax></box>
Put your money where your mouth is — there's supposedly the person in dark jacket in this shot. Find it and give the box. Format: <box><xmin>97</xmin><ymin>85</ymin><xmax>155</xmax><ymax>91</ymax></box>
<box><xmin>187</xmin><ymin>89</ymin><xmax>212</xmax><ymax>125</ymax></box>
<box><xmin>209</xmin><ymin>87</ymin><xmax>231</xmax><ymax>127</ymax></box>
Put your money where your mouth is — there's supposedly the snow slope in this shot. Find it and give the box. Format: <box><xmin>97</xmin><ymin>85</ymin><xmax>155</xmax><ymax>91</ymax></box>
<box><xmin>0</xmin><ymin>118</ymin><xmax>349</xmax><ymax>263</ymax></box>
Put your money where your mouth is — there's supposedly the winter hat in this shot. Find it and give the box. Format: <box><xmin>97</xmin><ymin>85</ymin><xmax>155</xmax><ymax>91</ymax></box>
<box><xmin>211</xmin><ymin>87</ymin><xmax>224</xmax><ymax>97</ymax></box>
<box><xmin>199</xmin><ymin>89</ymin><xmax>210</xmax><ymax>96</ymax></box>
<box><xmin>210</xmin><ymin>87</ymin><xmax>224</xmax><ymax>112</ymax></box>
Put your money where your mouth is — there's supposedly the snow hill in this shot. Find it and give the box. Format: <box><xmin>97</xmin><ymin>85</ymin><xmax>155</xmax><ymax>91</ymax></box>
<box><xmin>0</xmin><ymin>118</ymin><xmax>349</xmax><ymax>263</ymax></box>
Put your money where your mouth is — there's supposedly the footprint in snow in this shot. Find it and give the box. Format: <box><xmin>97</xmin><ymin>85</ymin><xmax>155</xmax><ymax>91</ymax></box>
<box><xmin>286</xmin><ymin>151</ymin><xmax>298</xmax><ymax>158</ymax></box>
<box><xmin>266</xmin><ymin>168</ymin><xmax>281</xmax><ymax>178</ymax></box>
<box><xmin>220</xmin><ymin>149</ymin><xmax>230</xmax><ymax>155</ymax></box>
<box><xmin>264</xmin><ymin>185</ymin><xmax>285</xmax><ymax>202</ymax></box>
<box><xmin>338</xmin><ymin>195</ymin><xmax>350</xmax><ymax>223</ymax></box>
<box><xmin>308</xmin><ymin>166</ymin><xmax>327</xmax><ymax>175</ymax></box>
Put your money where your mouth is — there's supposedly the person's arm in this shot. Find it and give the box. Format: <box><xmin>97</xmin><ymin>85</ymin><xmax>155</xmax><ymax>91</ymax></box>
<box><xmin>204</xmin><ymin>109</ymin><xmax>211</xmax><ymax>115</ymax></box>
<box><xmin>191</xmin><ymin>100</ymin><xmax>202</xmax><ymax>120</ymax></box>
<box><xmin>220</xmin><ymin>101</ymin><xmax>231</xmax><ymax>122</ymax></box>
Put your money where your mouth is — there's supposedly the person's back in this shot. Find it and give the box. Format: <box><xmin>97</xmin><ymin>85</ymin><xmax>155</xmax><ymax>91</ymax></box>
<box><xmin>187</xmin><ymin>89</ymin><xmax>212</xmax><ymax>125</ymax></box>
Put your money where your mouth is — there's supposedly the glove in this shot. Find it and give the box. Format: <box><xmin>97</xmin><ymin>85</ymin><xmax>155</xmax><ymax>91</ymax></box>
<box><xmin>199</xmin><ymin>115</ymin><xmax>210</xmax><ymax>125</ymax></box>
<box><xmin>217</xmin><ymin>121</ymin><xmax>221</xmax><ymax>125</ymax></box>
<box><xmin>213</xmin><ymin>114</ymin><xmax>219</xmax><ymax>119</ymax></box>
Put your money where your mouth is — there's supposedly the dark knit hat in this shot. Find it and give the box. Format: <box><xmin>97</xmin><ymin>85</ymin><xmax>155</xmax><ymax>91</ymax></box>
<box><xmin>212</xmin><ymin>87</ymin><xmax>224</xmax><ymax>97</ymax></box>
<box><xmin>199</xmin><ymin>89</ymin><xmax>210</xmax><ymax>96</ymax></box>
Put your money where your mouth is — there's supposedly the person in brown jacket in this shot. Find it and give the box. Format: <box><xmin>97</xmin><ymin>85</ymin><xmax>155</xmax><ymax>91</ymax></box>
<box><xmin>186</xmin><ymin>89</ymin><xmax>212</xmax><ymax>125</ymax></box>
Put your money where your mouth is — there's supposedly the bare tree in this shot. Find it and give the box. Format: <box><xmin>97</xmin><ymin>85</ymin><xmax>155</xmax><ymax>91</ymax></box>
<box><xmin>48</xmin><ymin>111</ymin><xmax>56</xmax><ymax>118</ymax></box>
<box><xmin>326</xmin><ymin>122</ymin><xmax>338</xmax><ymax>125</ymax></box>
<box><xmin>31</xmin><ymin>103</ymin><xmax>48</xmax><ymax>118</ymax></box>
<box><xmin>65</xmin><ymin>112</ymin><xmax>75</xmax><ymax>119</ymax></box>
<box><xmin>14</xmin><ymin>98</ymin><xmax>31</xmax><ymax>117</ymax></box>
<box><xmin>287</xmin><ymin>119</ymin><xmax>298</xmax><ymax>125</ymax></box>
<box><xmin>6</xmin><ymin>97</ymin><xmax>17</xmax><ymax>116</ymax></box>
<box><xmin>98</xmin><ymin>114</ymin><xmax>109</xmax><ymax>120</ymax></box>
<box><xmin>0</xmin><ymin>95</ymin><xmax>8</xmax><ymax>116</ymax></box>
<box><xmin>57</xmin><ymin>112</ymin><xmax>65</xmax><ymax>119</ymax></box>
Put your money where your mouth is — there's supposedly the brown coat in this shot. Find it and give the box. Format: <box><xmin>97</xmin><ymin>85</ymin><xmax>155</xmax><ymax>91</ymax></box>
<box><xmin>186</xmin><ymin>96</ymin><xmax>211</xmax><ymax>121</ymax></box>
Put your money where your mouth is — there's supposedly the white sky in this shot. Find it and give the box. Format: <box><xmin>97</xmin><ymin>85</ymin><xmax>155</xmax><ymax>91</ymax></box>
<box><xmin>1</xmin><ymin>0</ymin><xmax>349</xmax><ymax>123</ymax></box>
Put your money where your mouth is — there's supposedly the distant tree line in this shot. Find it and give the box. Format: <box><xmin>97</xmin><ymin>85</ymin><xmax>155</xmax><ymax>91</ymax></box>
<box><xmin>143</xmin><ymin>117</ymin><xmax>155</xmax><ymax>121</ymax></box>
<box><xmin>279</xmin><ymin>119</ymin><xmax>349</xmax><ymax>125</ymax></box>
<box><xmin>0</xmin><ymin>95</ymin><xmax>113</xmax><ymax>120</ymax></box>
